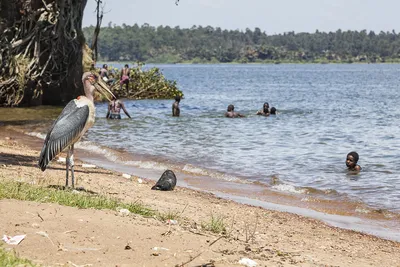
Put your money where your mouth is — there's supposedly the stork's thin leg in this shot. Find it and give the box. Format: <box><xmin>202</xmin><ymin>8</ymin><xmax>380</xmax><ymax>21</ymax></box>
<box><xmin>66</xmin><ymin>147</ymin><xmax>71</xmax><ymax>187</ymax></box>
<box><xmin>70</xmin><ymin>145</ymin><xmax>75</xmax><ymax>188</ymax></box>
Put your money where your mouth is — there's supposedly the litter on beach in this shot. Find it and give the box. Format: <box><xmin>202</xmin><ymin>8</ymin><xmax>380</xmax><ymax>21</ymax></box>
<box><xmin>82</xmin><ymin>164</ymin><xmax>96</xmax><ymax>168</ymax></box>
<box><xmin>2</xmin><ymin>234</ymin><xmax>26</xmax><ymax>245</ymax></box>
<box><xmin>118</xmin><ymin>208</ymin><xmax>131</xmax><ymax>216</ymax></box>
<box><xmin>122</xmin><ymin>173</ymin><xmax>131</xmax><ymax>179</ymax></box>
<box><xmin>57</xmin><ymin>157</ymin><xmax>66</xmax><ymax>163</ymax></box>
<box><xmin>166</xmin><ymin>219</ymin><xmax>178</xmax><ymax>225</ymax></box>
<box><xmin>239</xmin><ymin>258</ymin><xmax>258</xmax><ymax>267</ymax></box>
<box><xmin>152</xmin><ymin>247</ymin><xmax>169</xmax><ymax>251</ymax></box>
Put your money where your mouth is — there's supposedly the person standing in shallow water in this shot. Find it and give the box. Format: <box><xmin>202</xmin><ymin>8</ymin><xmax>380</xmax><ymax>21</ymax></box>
<box><xmin>225</xmin><ymin>104</ymin><xmax>245</xmax><ymax>118</ymax></box>
<box><xmin>346</xmin><ymin>151</ymin><xmax>361</xmax><ymax>172</ymax></box>
<box><xmin>106</xmin><ymin>96</ymin><xmax>131</xmax><ymax>119</ymax></box>
<box><xmin>172</xmin><ymin>96</ymin><xmax>181</xmax><ymax>117</ymax></box>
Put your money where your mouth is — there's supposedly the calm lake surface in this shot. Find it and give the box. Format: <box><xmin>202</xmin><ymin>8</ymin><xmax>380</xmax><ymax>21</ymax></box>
<box><xmin>16</xmin><ymin>63</ymin><xmax>393</xmax><ymax>213</ymax></box>
<box><xmin>86</xmin><ymin>63</ymin><xmax>400</xmax><ymax>212</ymax></box>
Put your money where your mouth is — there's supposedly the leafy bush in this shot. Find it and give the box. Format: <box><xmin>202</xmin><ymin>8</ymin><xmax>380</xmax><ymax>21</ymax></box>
<box><xmin>98</xmin><ymin>62</ymin><xmax>183</xmax><ymax>100</ymax></box>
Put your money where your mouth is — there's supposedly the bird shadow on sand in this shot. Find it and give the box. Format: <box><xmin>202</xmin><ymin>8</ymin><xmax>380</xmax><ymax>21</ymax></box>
<box><xmin>0</xmin><ymin>152</ymin><xmax>38</xmax><ymax>167</ymax></box>
<box><xmin>44</xmin><ymin>166</ymin><xmax>111</xmax><ymax>175</ymax></box>
<box><xmin>1</xmin><ymin>153</ymin><xmax>109</xmax><ymax>177</ymax></box>
<box><xmin>47</xmin><ymin>185</ymin><xmax>98</xmax><ymax>195</ymax></box>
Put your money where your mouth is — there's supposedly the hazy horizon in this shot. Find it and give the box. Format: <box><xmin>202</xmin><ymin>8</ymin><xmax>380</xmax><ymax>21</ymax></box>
<box><xmin>83</xmin><ymin>0</ymin><xmax>400</xmax><ymax>34</ymax></box>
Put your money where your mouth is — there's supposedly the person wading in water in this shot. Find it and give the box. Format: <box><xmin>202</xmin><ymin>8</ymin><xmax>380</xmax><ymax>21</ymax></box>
<box><xmin>106</xmin><ymin>96</ymin><xmax>132</xmax><ymax>119</ymax></box>
<box><xmin>172</xmin><ymin>95</ymin><xmax>181</xmax><ymax>117</ymax></box>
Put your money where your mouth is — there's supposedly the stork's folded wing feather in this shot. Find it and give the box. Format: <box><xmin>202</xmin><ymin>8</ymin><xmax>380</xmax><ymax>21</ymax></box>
<box><xmin>38</xmin><ymin>100</ymin><xmax>89</xmax><ymax>171</ymax></box>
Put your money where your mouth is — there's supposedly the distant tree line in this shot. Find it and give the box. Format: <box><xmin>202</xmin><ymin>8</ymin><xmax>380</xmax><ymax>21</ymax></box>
<box><xmin>83</xmin><ymin>23</ymin><xmax>400</xmax><ymax>63</ymax></box>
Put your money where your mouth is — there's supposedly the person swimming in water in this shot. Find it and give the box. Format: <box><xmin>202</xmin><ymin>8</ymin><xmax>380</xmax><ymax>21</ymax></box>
<box><xmin>346</xmin><ymin>151</ymin><xmax>361</xmax><ymax>172</ymax></box>
<box><xmin>172</xmin><ymin>95</ymin><xmax>181</xmax><ymax>117</ymax></box>
<box><xmin>225</xmin><ymin>104</ymin><xmax>245</xmax><ymax>118</ymax></box>
<box><xmin>256</xmin><ymin>102</ymin><xmax>270</xmax><ymax>116</ymax></box>
<box><xmin>270</xmin><ymin>107</ymin><xmax>277</xmax><ymax>115</ymax></box>
<box><xmin>106</xmin><ymin>96</ymin><xmax>131</xmax><ymax>119</ymax></box>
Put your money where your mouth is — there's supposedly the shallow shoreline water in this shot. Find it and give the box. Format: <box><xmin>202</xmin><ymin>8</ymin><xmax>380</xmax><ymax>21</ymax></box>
<box><xmin>90</xmin><ymin>63</ymin><xmax>400</xmax><ymax>214</ymax></box>
<box><xmin>77</xmin><ymin>143</ymin><xmax>400</xmax><ymax>242</ymax></box>
<box><xmin>1</xmin><ymin>124</ymin><xmax>400</xmax><ymax>242</ymax></box>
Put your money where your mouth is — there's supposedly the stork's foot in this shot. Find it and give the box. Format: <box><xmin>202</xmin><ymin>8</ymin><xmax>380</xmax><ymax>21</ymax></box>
<box><xmin>47</xmin><ymin>185</ymin><xmax>67</xmax><ymax>190</ymax></box>
<box><xmin>71</xmin><ymin>186</ymin><xmax>97</xmax><ymax>194</ymax></box>
<box><xmin>73</xmin><ymin>186</ymin><xmax>86</xmax><ymax>192</ymax></box>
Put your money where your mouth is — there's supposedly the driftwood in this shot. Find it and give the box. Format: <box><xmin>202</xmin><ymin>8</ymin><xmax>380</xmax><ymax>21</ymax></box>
<box><xmin>0</xmin><ymin>0</ymin><xmax>88</xmax><ymax>106</ymax></box>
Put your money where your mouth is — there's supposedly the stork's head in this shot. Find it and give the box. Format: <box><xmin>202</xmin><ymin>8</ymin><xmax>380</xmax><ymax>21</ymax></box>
<box><xmin>82</xmin><ymin>72</ymin><xmax>115</xmax><ymax>102</ymax></box>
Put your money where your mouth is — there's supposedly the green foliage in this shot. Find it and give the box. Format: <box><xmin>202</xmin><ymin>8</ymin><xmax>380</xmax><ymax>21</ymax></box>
<box><xmin>100</xmin><ymin>62</ymin><xmax>183</xmax><ymax>100</ymax></box>
<box><xmin>202</xmin><ymin>213</ymin><xmax>227</xmax><ymax>234</ymax></box>
<box><xmin>0</xmin><ymin>247</ymin><xmax>36</xmax><ymax>267</ymax></box>
<box><xmin>157</xmin><ymin>209</ymin><xmax>181</xmax><ymax>221</ymax></box>
<box><xmin>0</xmin><ymin>181</ymin><xmax>154</xmax><ymax>217</ymax></box>
<box><xmin>83</xmin><ymin>25</ymin><xmax>400</xmax><ymax>63</ymax></box>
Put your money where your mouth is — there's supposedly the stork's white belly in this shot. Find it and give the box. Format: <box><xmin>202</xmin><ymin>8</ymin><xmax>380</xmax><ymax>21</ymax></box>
<box><xmin>72</xmin><ymin>97</ymin><xmax>96</xmax><ymax>143</ymax></box>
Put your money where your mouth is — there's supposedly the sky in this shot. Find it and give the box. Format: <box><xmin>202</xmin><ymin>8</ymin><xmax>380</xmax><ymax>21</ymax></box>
<box><xmin>83</xmin><ymin>0</ymin><xmax>400</xmax><ymax>34</ymax></box>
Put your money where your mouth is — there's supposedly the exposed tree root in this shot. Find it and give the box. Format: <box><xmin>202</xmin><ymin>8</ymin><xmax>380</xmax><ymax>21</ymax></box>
<box><xmin>0</xmin><ymin>0</ymin><xmax>88</xmax><ymax>106</ymax></box>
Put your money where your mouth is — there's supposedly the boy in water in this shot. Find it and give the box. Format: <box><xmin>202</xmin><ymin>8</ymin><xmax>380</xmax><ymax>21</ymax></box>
<box><xmin>172</xmin><ymin>95</ymin><xmax>181</xmax><ymax>117</ymax></box>
<box><xmin>225</xmin><ymin>104</ymin><xmax>245</xmax><ymax>118</ymax></box>
<box><xmin>120</xmin><ymin>64</ymin><xmax>130</xmax><ymax>91</ymax></box>
<box><xmin>256</xmin><ymin>102</ymin><xmax>270</xmax><ymax>116</ymax></box>
<box><xmin>100</xmin><ymin>64</ymin><xmax>115</xmax><ymax>86</ymax></box>
<box><xmin>346</xmin><ymin>151</ymin><xmax>361</xmax><ymax>172</ymax></box>
<box><xmin>106</xmin><ymin>96</ymin><xmax>132</xmax><ymax>119</ymax></box>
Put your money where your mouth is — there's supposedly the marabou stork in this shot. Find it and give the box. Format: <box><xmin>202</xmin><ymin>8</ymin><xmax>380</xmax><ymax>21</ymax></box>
<box><xmin>38</xmin><ymin>72</ymin><xmax>115</xmax><ymax>188</ymax></box>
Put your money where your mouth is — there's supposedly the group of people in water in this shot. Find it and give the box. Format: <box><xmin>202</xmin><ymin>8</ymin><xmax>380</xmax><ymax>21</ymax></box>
<box><xmin>99</xmin><ymin>63</ymin><xmax>130</xmax><ymax>91</ymax></box>
<box><xmin>225</xmin><ymin>102</ymin><xmax>277</xmax><ymax>118</ymax></box>
<box><xmin>97</xmin><ymin>64</ymin><xmax>361</xmax><ymax>173</ymax></box>
<box><xmin>104</xmin><ymin>95</ymin><xmax>361</xmax><ymax>173</ymax></box>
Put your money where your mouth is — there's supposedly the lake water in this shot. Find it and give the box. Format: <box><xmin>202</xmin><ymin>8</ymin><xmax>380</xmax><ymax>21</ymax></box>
<box><xmin>84</xmin><ymin>63</ymin><xmax>400</xmax><ymax>213</ymax></box>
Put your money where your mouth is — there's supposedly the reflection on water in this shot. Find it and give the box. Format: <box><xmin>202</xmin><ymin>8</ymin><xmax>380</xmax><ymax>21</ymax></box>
<box><xmin>2</xmin><ymin>63</ymin><xmax>400</xmax><ymax>214</ymax></box>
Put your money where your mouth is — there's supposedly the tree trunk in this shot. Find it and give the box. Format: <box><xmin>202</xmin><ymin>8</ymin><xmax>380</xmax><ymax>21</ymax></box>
<box><xmin>0</xmin><ymin>0</ymin><xmax>88</xmax><ymax>106</ymax></box>
<box><xmin>90</xmin><ymin>0</ymin><xmax>103</xmax><ymax>62</ymax></box>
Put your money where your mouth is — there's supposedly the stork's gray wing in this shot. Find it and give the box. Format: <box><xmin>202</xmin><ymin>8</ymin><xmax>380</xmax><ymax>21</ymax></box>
<box><xmin>38</xmin><ymin>100</ymin><xmax>89</xmax><ymax>171</ymax></box>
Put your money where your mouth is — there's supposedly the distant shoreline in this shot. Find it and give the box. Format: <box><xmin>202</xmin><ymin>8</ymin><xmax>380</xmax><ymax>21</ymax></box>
<box><xmin>97</xmin><ymin>60</ymin><xmax>400</xmax><ymax>65</ymax></box>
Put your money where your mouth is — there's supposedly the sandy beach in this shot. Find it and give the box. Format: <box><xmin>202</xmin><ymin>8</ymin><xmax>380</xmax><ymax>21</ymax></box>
<box><xmin>1</xmin><ymin>127</ymin><xmax>400</xmax><ymax>267</ymax></box>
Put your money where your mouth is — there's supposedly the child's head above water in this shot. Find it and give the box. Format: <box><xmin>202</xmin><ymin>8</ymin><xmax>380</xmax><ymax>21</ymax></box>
<box><xmin>346</xmin><ymin>151</ymin><xmax>361</xmax><ymax>172</ymax></box>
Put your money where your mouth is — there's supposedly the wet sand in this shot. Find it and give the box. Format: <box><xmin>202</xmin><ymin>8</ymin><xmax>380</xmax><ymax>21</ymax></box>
<box><xmin>1</xmin><ymin>126</ymin><xmax>400</xmax><ymax>266</ymax></box>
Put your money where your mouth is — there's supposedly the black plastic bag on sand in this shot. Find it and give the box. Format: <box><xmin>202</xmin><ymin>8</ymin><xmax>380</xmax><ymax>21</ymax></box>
<box><xmin>151</xmin><ymin>170</ymin><xmax>177</xmax><ymax>191</ymax></box>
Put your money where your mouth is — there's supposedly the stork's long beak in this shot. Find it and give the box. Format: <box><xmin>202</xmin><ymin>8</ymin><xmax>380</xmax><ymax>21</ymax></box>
<box><xmin>94</xmin><ymin>78</ymin><xmax>115</xmax><ymax>102</ymax></box>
